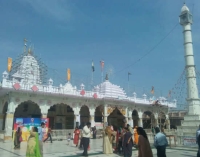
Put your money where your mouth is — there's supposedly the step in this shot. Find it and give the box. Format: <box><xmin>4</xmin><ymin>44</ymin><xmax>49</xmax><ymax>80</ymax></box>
<box><xmin>181</xmin><ymin>120</ymin><xmax>200</xmax><ymax>126</ymax></box>
<box><xmin>184</xmin><ymin>115</ymin><xmax>200</xmax><ymax>121</ymax></box>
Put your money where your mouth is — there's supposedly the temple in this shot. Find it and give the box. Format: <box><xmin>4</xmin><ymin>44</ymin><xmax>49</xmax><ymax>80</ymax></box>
<box><xmin>0</xmin><ymin>42</ymin><xmax>176</xmax><ymax>140</ymax></box>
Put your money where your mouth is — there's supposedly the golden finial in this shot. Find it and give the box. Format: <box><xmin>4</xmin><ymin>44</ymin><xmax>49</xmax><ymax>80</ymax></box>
<box><xmin>28</xmin><ymin>47</ymin><xmax>32</xmax><ymax>55</ymax></box>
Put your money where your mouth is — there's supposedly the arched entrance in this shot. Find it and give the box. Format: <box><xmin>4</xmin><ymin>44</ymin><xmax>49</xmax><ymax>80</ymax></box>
<box><xmin>158</xmin><ymin>112</ymin><xmax>166</xmax><ymax>129</ymax></box>
<box><xmin>80</xmin><ymin>106</ymin><xmax>90</xmax><ymax>128</ymax></box>
<box><xmin>2</xmin><ymin>102</ymin><xmax>8</xmax><ymax>130</ymax></box>
<box><xmin>95</xmin><ymin>105</ymin><xmax>103</xmax><ymax>123</ymax></box>
<box><xmin>142</xmin><ymin>111</ymin><xmax>155</xmax><ymax>129</ymax></box>
<box><xmin>14</xmin><ymin>101</ymin><xmax>41</xmax><ymax>118</ymax></box>
<box><xmin>47</xmin><ymin>104</ymin><xmax>74</xmax><ymax>129</ymax></box>
<box><xmin>108</xmin><ymin>108</ymin><xmax>125</xmax><ymax>128</ymax></box>
<box><xmin>132</xmin><ymin>110</ymin><xmax>139</xmax><ymax>127</ymax></box>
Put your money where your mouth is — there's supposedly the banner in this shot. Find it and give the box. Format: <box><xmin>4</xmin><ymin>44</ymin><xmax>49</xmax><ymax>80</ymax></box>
<box><xmin>7</xmin><ymin>57</ymin><xmax>12</xmax><ymax>72</ymax></box>
<box><xmin>183</xmin><ymin>136</ymin><xmax>197</xmax><ymax>147</ymax></box>
<box><xmin>13</xmin><ymin>118</ymin><xmax>49</xmax><ymax>141</ymax></box>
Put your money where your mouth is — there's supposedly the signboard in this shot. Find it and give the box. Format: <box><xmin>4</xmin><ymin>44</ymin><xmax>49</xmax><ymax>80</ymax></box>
<box><xmin>183</xmin><ymin>136</ymin><xmax>197</xmax><ymax>147</ymax></box>
<box><xmin>13</xmin><ymin>118</ymin><xmax>49</xmax><ymax>141</ymax></box>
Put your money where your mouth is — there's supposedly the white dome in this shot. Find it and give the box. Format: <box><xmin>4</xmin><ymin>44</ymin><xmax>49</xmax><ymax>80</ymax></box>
<box><xmin>181</xmin><ymin>4</ymin><xmax>189</xmax><ymax>13</ymax></box>
<box><xmin>93</xmin><ymin>80</ymin><xmax>127</xmax><ymax>99</ymax></box>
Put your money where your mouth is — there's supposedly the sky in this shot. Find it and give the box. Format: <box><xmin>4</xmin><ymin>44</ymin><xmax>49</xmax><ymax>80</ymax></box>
<box><xmin>0</xmin><ymin>0</ymin><xmax>200</xmax><ymax>104</ymax></box>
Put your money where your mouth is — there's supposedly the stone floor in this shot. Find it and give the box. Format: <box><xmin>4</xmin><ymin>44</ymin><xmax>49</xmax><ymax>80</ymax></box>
<box><xmin>0</xmin><ymin>139</ymin><xmax>198</xmax><ymax>157</ymax></box>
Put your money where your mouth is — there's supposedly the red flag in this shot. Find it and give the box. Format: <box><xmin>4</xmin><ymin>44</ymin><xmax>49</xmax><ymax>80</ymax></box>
<box><xmin>100</xmin><ymin>61</ymin><xmax>104</xmax><ymax>71</ymax></box>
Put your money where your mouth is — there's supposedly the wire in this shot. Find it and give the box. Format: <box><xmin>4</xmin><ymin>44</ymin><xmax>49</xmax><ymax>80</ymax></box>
<box><xmin>113</xmin><ymin>23</ymin><xmax>179</xmax><ymax>74</ymax></box>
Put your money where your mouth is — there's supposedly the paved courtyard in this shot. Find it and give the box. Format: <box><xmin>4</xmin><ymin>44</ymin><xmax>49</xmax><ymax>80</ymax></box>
<box><xmin>0</xmin><ymin>139</ymin><xmax>198</xmax><ymax>157</ymax></box>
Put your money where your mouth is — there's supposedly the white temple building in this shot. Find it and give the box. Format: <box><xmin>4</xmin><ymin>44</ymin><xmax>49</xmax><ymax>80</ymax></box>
<box><xmin>0</xmin><ymin>42</ymin><xmax>176</xmax><ymax>140</ymax></box>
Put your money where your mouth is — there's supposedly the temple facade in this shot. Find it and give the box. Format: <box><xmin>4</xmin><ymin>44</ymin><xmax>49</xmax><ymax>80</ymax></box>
<box><xmin>0</xmin><ymin>44</ymin><xmax>176</xmax><ymax>140</ymax></box>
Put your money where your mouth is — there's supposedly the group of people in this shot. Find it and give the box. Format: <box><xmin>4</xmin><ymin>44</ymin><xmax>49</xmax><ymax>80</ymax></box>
<box><xmin>14</xmin><ymin>121</ymin><xmax>170</xmax><ymax>157</ymax></box>
<box><xmin>102</xmin><ymin>124</ymin><xmax>169</xmax><ymax>157</ymax></box>
<box><xmin>14</xmin><ymin>122</ymin><xmax>46</xmax><ymax>157</ymax></box>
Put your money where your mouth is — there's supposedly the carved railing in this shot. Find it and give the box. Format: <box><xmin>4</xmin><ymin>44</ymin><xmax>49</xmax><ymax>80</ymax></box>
<box><xmin>2</xmin><ymin>79</ymin><xmax>176</xmax><ymax>108</ymax></box>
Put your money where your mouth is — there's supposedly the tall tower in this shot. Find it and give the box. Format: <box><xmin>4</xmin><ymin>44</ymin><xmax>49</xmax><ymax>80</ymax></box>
<box><xmin>177</xmin><ymin>4</ymin><xmax>200</xmax><ymax>143</ymax></box>
<box><xmin>179</xmin><ymin>3</ymin><xmax>200</xmax><ymax>115</ymax></box>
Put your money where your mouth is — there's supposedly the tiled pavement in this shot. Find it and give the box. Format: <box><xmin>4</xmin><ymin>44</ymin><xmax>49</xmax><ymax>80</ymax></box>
<box><xmin>0</xmin><ymin>139</ymin><xmax>198</xmax><ymax>157</ymax></box>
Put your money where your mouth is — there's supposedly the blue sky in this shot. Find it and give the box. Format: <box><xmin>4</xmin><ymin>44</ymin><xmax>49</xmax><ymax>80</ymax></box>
<box><xmin>0</xmin><ymin>0</ymin><xmax>200</xmax><ymax>103</ymax></box>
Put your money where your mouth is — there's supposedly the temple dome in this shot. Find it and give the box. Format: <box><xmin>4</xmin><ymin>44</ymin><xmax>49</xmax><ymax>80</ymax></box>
<box><xmin>181</xmin><ymin>4</ymin><xmax>189</xmax><ymax>13</ymax></box>
<box><xmin>93</xmin><ymin>79</ymin><xmax>127</xmax><ymax>99</ymax></box>
<box><xmin>12</xmin><ymin>53</ymin><xmax>42</xmax><ymax>85</ymax></box>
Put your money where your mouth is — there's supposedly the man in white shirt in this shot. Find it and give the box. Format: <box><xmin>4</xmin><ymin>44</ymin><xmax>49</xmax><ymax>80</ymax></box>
<box><xmin>82</xmin><ymin>122</ymin><xmax>91</xmax><ymax>156</ymax></box>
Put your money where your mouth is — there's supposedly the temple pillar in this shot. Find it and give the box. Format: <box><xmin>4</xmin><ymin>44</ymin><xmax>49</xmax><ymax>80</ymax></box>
<box><xmin>73</xmin><ymin>105</ymin><xmax>81</xmax><ymax>128</ymax></box>
<box><xmin>89</xmin><ymin>106</ymin><xmax>96</xmax><ymax>127</ymax></box>
<box><xmin>4</xmin><ymin>113</ymin><xmax>14</xmax><ymax>140</ymax></box>
<box><xmin>128</xmin><ymin>110</ymin><xmax>133</xmax><ymax>127</ymax></box>
<box><xmin>154</xmin><ymin>113</ymin><xmax>159</xmax><ymax>127</ymax></box>
<box><xmin>165</xmin><ymin>114</ymin><xmax>170</xmax><ymax>130</ymax></box>
<box><xmin>138</xmin><ymin>111</ymin><xmax>143</xmax><ymax>127</ymax></box>
<box><xmin>103</xmin><ymin>105</ymin><xmax>108</xmax><ymax>127</ymax></box>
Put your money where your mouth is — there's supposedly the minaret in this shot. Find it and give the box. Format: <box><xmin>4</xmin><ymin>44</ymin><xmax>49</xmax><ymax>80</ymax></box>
<box><xmin>179</xmin><ymin>3</ymin><xmax>200</xmax><ymax>115</ymax></box>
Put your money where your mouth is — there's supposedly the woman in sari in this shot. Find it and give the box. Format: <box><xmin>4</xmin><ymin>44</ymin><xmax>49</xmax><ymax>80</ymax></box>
<box><xmin>14</xmin><ymin>127</ymin><xmax>22</xmax><ymax>149</ymax></box>
<box><xmin>73</xmin><ymin>127</ymin><xmax>80</xmax><ymax>147</ymax></box>
<box><xmin>134</xmin><ymin>126</ymin><xmax>139</xmax><ymax>145</ymax></box>
<box><xmin>26</xmin><ymin>127</ymin><xmax>41</xmax><ymax>157</ymax></box>
<box><xmin>137</xmin><ymin>127</ymin><xmax>153</xmax><ymax>157</ymax></box>
<box><xmin>103</xmin><ymin>126</ymin><xmax>114</xmax><ymax>154</ymax></box>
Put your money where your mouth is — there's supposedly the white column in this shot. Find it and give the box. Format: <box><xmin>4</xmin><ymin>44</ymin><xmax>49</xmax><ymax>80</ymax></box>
<box><xmin>165</xmin><ymin>114</ymin><xmax>170</xmax><ymax>130</ymax></box>
<box><xmin>73</xmin><ymin>105</ymin><xmax>80</xmax><ymax>128</ymax></box>
<box><xmin>138</xmin><ymin>111</ymin><xmax>143</xmax><ymax>127</ymax></box>
<box><xmin>128</xmin><ymin>110</ymin><xmax>133</xmax><ymax>127</ymax></box>
<box><xmin>4</xmin><ymin>113</ymin><xmax>14</xmax><ymax>140</ymax></box>
<box><xmin>103</xmin><ymin>105</ymin><xmax>108</xmax><ymax>126</ymax></box>
<box><xmin>154</xmin><ymin>113</ymin><xmax>159</xmax><ymax>127</ymax></box>
<box><xmin>89</xmin><ymin>106</ymin><xmax>95</xmax><ymax>127</ymax></box>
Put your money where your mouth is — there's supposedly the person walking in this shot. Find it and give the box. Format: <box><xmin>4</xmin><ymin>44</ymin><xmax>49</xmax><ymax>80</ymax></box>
<box><xmin>123</xmin><ymin>127</ymin><xmax>133</xmax><ymax>157</ymax></box>
<box><xmin>73</xmin><ymin>127</ymin><xmax>80</xmax><ymax>147</ymax></box>
<box><xmin>82</xmin><ymin>122</ymin><xmax>91</xmax><ymax>156</ymax></box>
<box><xmin>154</xmin><ymin>127</ymin><xmax>168</xmax><ymax>157</ymax></box>
<box><xmin>137</xmin><ymin>127</ymin><xmax>153</xmax><ymax>157</ymax></box>
<box><xmin>26</xmin><ymin>127</ymin><xmax>41</xmax><ymax>157</ymax></box>
<box><xmin>38</xmin><ymin>122</ymin><xmax>45</xmax><ymax>157</ymax></box>
<box><xmin>43</xmin><ymin>128</ymin><xmax>52</xmax><ymax>143</ymax></box>
<box><xmin>14</xmin><ymin>127</ymin><xmax>22</xmax><ymax>149</ymax></box>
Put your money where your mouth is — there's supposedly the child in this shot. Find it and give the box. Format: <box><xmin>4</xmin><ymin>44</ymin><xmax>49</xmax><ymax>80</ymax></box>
<box><xmin>67</xmin><ymin>133</ymin><xmax>71</xmax><ymax>145</ymax></box>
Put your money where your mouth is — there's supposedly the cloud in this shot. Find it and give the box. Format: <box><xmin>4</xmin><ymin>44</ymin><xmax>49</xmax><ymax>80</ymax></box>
<box><xmin>19</xmin><ymin>0</ymin><xmax>71</xmax><ymax>22</ymax></box>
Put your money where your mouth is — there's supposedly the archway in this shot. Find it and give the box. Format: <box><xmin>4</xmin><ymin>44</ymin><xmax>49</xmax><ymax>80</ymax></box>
<box><xmin>14</xmin><ymin>101</ymin><xmax>41</xmax><ymax>118</ymax></box>
<box><xmin>108</xmin><ymin>108</ymin><xmax>125</xmax><ymax>128</ymax></box>
<box><xmin>47</xmin><ymin>104</ymin><xmax>74</xmax><ymax>129</ymax></box>
<box><xmin>2</xmin><ymin>102</ymin><xmax>8</xmax><ymax>130</ymax></box>
<box><xmin>80</xmin><ymin>106</ymin><xmax>90</xmax><ymax>129</ymax></box>
<box><xmin>132</xmin><ymin>110</ymin><xmax>139</xmax><ymax>127</ymax></box>
<box><xmin>95</xmin><ymin>105</ymin><xmax>103</xmax><ymax>123</ymax></box>
<box><xmin>142</xmin><ymin>111</ymin><xmax>155</xmax><ymax>129</ymax></box>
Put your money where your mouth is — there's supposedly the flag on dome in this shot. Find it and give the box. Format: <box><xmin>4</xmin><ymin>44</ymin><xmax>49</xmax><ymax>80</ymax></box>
<box><xmin>92</xmin><ymin>61</ymin><xmax>95</xmax><ymax>72</ymax></box>
<box><xmin>100</xmin><ymin>60</ymin><xmax>104</xmax><ymax>71</ymax></box>
<box><xmin>151</xmin><ymin>86</ymin><xmax>154</xmax><ymax>94</ymax></box>
<box><xmin>67</xmin><ymin>69</ymin><xmax>71</xmax><ymax>81</ymax></box>
<box><xmin>7</xmin><ymin>57</ymin><xmax>12</xmax><ymax>72</ymax></box>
